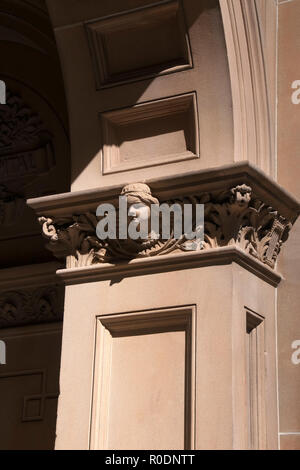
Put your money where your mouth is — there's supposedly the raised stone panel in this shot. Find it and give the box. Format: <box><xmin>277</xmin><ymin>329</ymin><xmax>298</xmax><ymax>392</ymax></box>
<box><xmin>100</xmin><ymin>92</ymin><xmax>199</xmax><ymax>174</ymax></box>
<box><xmin>85</xmin><ymin>0</ymin><xmax>192</xmax><ymax>89</ymax></box>
<box><xmin>90</xmin><ymin>306</ymin><xmax>196</xmax><ymax>450</ymax></box>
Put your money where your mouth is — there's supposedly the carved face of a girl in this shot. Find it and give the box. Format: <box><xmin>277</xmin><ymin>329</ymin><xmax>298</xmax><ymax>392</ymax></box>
<box><xmin>127</xmin><ymin>203</ymin><xmax>151</xmax><ymax>239</ymax></box>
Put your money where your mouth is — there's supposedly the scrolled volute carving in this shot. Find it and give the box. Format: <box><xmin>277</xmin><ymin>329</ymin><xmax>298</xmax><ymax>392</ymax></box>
<box><xmin>37</xmin><ymin>183</ymin><xmax>293</xmax><ymax>270</ymax></box>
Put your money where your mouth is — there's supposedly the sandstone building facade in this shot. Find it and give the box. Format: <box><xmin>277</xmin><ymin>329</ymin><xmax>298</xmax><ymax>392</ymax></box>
<box><xmin>0</xmin><ymin>0</ymin><xmax>299</xmax><ymax>450</ymax></box>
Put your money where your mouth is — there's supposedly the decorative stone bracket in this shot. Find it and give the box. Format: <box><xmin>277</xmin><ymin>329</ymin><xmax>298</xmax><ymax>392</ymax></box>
<box><xmin>27</xmin><ymin>163</ymin><xmax>300</xmax><ymax>284</ymax></box>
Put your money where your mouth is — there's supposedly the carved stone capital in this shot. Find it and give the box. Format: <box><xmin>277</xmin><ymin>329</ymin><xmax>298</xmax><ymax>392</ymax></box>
<box><xmin>36</xmin><ymin>182</ymin><xmax>293</xmax><ymax>270</ymax></box>
<box><xmin>27</xmin><ymin>163</ymin><xmax>300</xmax><ymax>283</ymax></box>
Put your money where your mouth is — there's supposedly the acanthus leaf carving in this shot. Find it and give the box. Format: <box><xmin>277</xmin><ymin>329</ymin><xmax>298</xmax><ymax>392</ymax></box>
<box><xmin>0</xmin><ymin>285</ymin><xmax>64</xmax><ymax>328</ymax></box>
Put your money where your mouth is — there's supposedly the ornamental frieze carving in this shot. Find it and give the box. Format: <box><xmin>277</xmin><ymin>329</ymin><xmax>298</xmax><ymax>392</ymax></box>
<box><xmin>0</xmin><ymin>90</ymin><xmax>54</xmax><ymax>183</ymax></box>
<box><xmin>0</xmin><ymin>285</ymin><xmax>64</xmax><ymax>328</ymax></box>
<box><xmin>38</xmin><ymin>183</ymin><xmax>292</xmax><ymax>270</ymax></box>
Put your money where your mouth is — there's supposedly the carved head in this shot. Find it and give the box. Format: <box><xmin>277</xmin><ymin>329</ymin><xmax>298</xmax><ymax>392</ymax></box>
<box><xmin>230</xmin><ymin>184</ymin><xmax>252</xmax><ymax>207</ymax></box>
<box><xmin>120</xmin><ymin>183</ymin><xmax>159</xmax><ymax>231</ymax></box>
<box><xmin>121</xmin><ymin>183</ymin><xmax>158</xmax><ymax>205</ymax></box>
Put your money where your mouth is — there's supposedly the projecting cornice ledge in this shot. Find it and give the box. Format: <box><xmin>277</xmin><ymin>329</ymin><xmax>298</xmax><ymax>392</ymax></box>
<box><xmin>55</xmin><ymin>247</ymin><xmax>282</xmax><ymax>287</ymax></box>
<box><xmin>27</xmin><ymin>162</ymin><xmax>300</xmax><ymax>287</ymax></box>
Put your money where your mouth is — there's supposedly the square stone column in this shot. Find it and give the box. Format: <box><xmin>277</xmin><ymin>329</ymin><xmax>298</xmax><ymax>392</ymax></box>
<box><xmin>28</xmin><ymin>163</ymin><xmax>299</xmax><ymax>450</ymax></box>
<box><xmin>55</xmin><ymin>262</ymin><xmax>278</xmax><ymax>450</ymax></box>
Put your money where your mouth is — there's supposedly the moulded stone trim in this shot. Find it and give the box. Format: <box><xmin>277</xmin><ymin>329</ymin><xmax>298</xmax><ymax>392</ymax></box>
<box><xmin>27</xmin><ymin>163</ymin><xmax>300</xmax><ymax>221</ymax></box>
<box><xmin>0</xmin><ymin>261</ymin><xmax>64</xmax><ymax>291</ymax></box>
<box><xmin>85</xmin><ymin>0</ymin><xmax>192</xmax><ymax>89</ymax></box>
<box><xmin>220</xmin><ymin>0</ymin><xmax>273</xmax><ymax>176</ymax></box>
<box><xmin>245</xmin><ymin>308</ymin><xmax>267</xmax><ymax>449</ymax></box>
<box><xmin>90</xmin><ymin>306</ymin><xmax>196</xmax><ymax>449</ymax></box>
<box><xmin>100</xmin><ymin>92</ymin><xmax>199</xmax><ymax>174</ymax></box>
<box><xmin>56</xmin><ymin>247</ymin><xmax>282</xmax><ymax>288</ymax></box>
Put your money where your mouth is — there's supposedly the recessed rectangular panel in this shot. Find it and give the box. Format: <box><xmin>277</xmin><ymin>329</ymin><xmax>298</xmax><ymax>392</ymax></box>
<box><xmin>85</xmin><ymin>1</ymin><xmax>192</xmax><ymax>88</ymax></box>
<box><xmin>100</xmin><ymin>93</ymin><xmax>199</xmax><ymax>174</ymax></box>
<box><xmin>0</xmin><ymin>324</ymin><xmax>62</xmax><ymax>450</ymax></box>
<box><xmin>90</xmin><ymin>307</ymin><xmax>196</xmax><ymax>450</ymax></box>
<box><xmin>246</xmin><ymin>309</ymin><xmax>266</xmax><ymax>450</ymax></box>
<box><xmin>109</xmin><ymin>331</ymin><xmax>185</xmax><ymax>450</ymax></box>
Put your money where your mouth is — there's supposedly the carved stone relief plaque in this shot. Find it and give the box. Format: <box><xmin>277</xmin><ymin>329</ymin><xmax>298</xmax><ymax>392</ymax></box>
<box><xmin>0</xmin><ymin>89</ymin><xmax>55</xmax><ymax>229</ymax></box>
<box><xmin>0</xmin><ymin>90</ymin><xmax>54</xmax><ymax>183</ymax></box>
